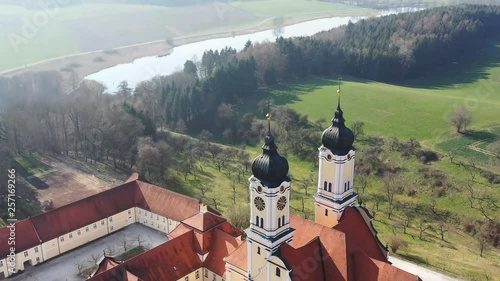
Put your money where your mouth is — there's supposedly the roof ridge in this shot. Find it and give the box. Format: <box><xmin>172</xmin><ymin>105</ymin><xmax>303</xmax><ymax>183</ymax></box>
<box><xmin>136</xmin><ymin>180</ymin><xmax>201</xmax><ymax>203</ymax></box>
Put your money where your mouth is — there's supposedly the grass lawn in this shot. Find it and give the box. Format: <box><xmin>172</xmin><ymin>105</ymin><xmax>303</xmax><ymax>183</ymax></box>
<box><xmin>14</xmin><ymin>155</ymin><xmax>52</xmax><ymax>175</ymax></box>
<box><xmin>256</xmin><ymin>42</ymin><xmax>500</xmax><ymax>157</ymax></box>
<box><xmin>0</xmin><ymin>2</ymin><xmax>375</xmax><ymax>72</ymax></box>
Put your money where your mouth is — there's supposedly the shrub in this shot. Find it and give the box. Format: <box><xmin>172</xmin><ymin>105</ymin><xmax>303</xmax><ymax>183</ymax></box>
<box><xmin>389</xmin><ymin>235</ymin><xmax>408</xmax><ymax>254</ymax></box>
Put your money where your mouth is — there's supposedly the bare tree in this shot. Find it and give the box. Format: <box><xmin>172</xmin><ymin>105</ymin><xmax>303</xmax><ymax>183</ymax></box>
<box><xmin>351</xmin><ymin>120</ymin><xmax>365</xmax><ymax>140</ymax></box>
<box><xmin>224</xmin><ymin>204</ymin><xmax>250</xmax><ymax>230</ymax></box>
<box><xmin>74</xmin><ymin>260</ymin><xmax>86</xmax><ymax>275</ymax></box>
<box><xmin>135</xmin><ymin>235</ymin><xmax>146</xmax><ymax>248</ymax></box>
<box><xmin>476</xmin><ymin>221</ymin><xmax>493</xmax><ymax>257</ymax></box>
<box><xmin>417</xmin><ymin>219</ymin><xmax>432</xmax><ymax>240</ymax></box>
<box><xmin>450</xmin><ymin>106</ymin><xmax>472</xmax><ymax>133</ymax></box>
<box><xmin>438</xmin><ymin>223</ymin><xmax>449</xmax><ymax>241</ymax></box>
<box><xmin>88</xmin><ymin>253</ymin><xmax>101</xmax><ymax>265</ymax></box>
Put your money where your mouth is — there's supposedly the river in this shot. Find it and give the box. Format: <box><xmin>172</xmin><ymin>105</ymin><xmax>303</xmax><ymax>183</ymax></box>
<box><xmin>85</xmin><ymin>7</ymin><xmax>422</xmax><ymax>93</ymax></box>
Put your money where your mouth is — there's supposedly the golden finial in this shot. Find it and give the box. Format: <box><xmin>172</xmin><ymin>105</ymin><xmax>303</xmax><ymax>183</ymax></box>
<box><xmin>337</xmin><ymin>88</ymin><xmax>341</xmax><ymax>95</ymax></box>
<box><xmin>337</xmin><ymin>76</ymin><xmax>342</xmax><ymax>95</ymax></box>
<box><xmin>266</xmin><ymin>113</ymin><xmax>272</xmax><ymax>120</ymax></box>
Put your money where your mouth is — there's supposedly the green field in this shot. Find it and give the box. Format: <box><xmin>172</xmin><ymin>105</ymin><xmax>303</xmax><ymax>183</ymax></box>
<box><xmin>257</xmin><ymin>42</ymin><xmax>500</xmax><ymax>151</ymax></box>
<box><xmin>0</xmin><ymin>1</ymin><xmax>376</xmax><ymax>72</ymax></box>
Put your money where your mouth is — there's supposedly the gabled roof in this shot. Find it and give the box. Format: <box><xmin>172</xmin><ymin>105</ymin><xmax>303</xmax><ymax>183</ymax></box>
<box><xmin>30</xmin><ymin>181</ymin><xmax>138</xmax><ymax>241</ymax></box>
<box><xmin>225</xmin><ymin>210</ymin><xmax>419</xmax><ymax>281</ymax></box>
<box><xmin>136</xmin><ymin>181</ymin><xmax>200</xmax><ymax>222</ymax></box>
<box><xmin>89</xmin><ymin>231</ymin><xmax>202</xmax><ymax>281</ymax></box>
<box><xmin>352</xmin><ymin>250</ymin><xmax>421</xmax><ymax>281</ymax></box>
<box><xmin>203</xmin><ymin>228</ymin><xmax>241</xmax><ymax>277</ymax></box>
<box><xmin>333</xmin><ymin>206</ymin><xmax>387</xmax><ymax>262</ymax></box>
<box><xmin>92</xmin><ymin>256</ymin><xmax>120</xmax><ymax>277</ymax></box>
<box><xmin>0</xmin><ymin>179</ymin><xmax>203</xmax><ymax>248</ymax></box>
<box><xmin>0</xmin><ymin>219</ymin><xmax>40</xmax><ymax>257</ymax></box>
<box><xmin>181</xmin><ymin>211</ymin><xmax>227</xmax><ymax>232</ymax></box>
<box><xmin>224</xmin><ymin>240</ymin><xmax>248</xmax><ymax>271</ymax></box>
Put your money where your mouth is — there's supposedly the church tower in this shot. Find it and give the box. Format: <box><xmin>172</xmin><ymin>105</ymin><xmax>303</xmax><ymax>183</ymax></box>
<box><xmin>314</xmin><ymin>85</ymin><xmax>357</xmax><ymax>227</ymax></box>
<box><xmin>247</xmin><ymin>113</ymin><xmax>294</xmax><ymax>280</ymax></box>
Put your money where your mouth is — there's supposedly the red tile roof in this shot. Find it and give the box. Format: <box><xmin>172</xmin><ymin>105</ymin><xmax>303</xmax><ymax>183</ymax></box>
<box><xmin>203</xmin><ymin>228</ymin><xmax>242</xmax><ymax>277</ymax></box>
<box><xmin>30</xmin><ymin>181</ymin><xmax>138</xmax><ymax>241</ymax></box>
<box><xmin>181</xmin><ymin>212</ymin><xmax>227</xmax><ymax>232</ymax></box>
<box><xmin>0</xmin><ymin>219</ymin><xmax>40</xmax><ymax>257</ymax></box>
<box><xmin>136</xmin><ymin>181</ymin><xmax>200</xmax><ymax>222</ymax></box>
<box><xmin>226</xmin><ymin>211</ymin><xmax>418</xmax><ymax>281</ymax></box>
<box><xmin>93</xmin><ymin>256</ymin><xmax>120</xmax><ymax>276</ymax></box>
<box><xmin>224</xmin><ymin>240</ymin><xmax>248</xmax><ymax>271</ymax></box>
<box><xmin>0</xmin><ymin>179</ymin><xmax>203</xmax><ymax>249</ymax></box>
<box><xmin>352</xmin><ymin>250</ymin><xmax>421</xmax><ymax>281</ymax></box>
<box><xmin>89</xmin><ymin>231</ymin><xmax>202</xmax><ymax>281</ymax></box>
<box><xmin>333</xmin><ymin>206</ymin><xmax>387</xmax><ymax>262</ymax></box>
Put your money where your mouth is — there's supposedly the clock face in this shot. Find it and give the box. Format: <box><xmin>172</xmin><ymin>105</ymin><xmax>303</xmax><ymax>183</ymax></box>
<box><xmin>254</xmin><ymin>197</ymin><xmax>265</xmax><ymax>211</ymax></box>
<box><xmin>277</xmin><ymin>196</ymin><xmax>287</xmax><ymax>211</ymax></box>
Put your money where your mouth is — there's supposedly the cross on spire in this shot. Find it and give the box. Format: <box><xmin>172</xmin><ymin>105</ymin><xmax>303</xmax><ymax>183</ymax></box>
<box><xmin>337</xmin><ymin>76</ymin><xmax>342</xmax><ymax>108</ymax></box>
<box><xmin>266</xmin><ymin>98</ymin><xmax>272</xmax><ymax>133</ymax></box>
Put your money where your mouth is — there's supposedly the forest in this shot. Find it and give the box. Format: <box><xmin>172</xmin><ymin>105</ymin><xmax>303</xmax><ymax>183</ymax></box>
<box><xmin>1</xmin><ymin>5</ymin><xmax>499</xmax><ymax>178</ymax></box>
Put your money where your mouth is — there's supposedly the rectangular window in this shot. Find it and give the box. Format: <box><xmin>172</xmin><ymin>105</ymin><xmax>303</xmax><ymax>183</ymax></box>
<box><xmin>163</xmin><ymin>218</ymin><xmax>166</xmax><ymax>223</ymax></box>
<box><xmin>169</xmin><ymin>220</ymin><xmax>172</xmax><ymax>225</ymax></box>
<box><xmin>257</xmin><ymin>247</ymin><xmax>261</xmax><ymax>255</ymax></box>
<box><xmin>34</xmin><ymin>247</ymin><xmax>38</xmax><ymax>253</ymax></box>
<box><xmin>94</xmin><ymin>223</ymin><xmax>97</xmax><ymax>228</ymax></box>
<box><xmin>77</xmin><ymin>230</ymin><xmax>81</xmax><ymax>235</ymax></box>
<box><xmin>325</xmin><ymin>209</ymin><xmax>328</xmax><ymax>216</ymax></box>
<box><xmin>110</xmin><ymin>226</ymin><xmax>114</xmax><ymax>231</ymax></box>
<box><xmin>0</xmin><ymin>260</ymin><xmax>3</xmax><ymax>267</ymax></box>
<box><xmin>69</xmin><ymin>233</ymin><xmax>73</xmax><ymax>239</ymax></box>
<box><xmin>109</xmin><ymin>217</ymin><xmax>113</xmax><ymax>222</ymax></box>
<box><xmin>36</xmin><ymin>257</ymin><xmax>40</xmax><ymax>262</ymax></box>
<box><xmin>150</xmin><ymin>213</ymin><xmax>153</xmax><ymax>218</ymax></box>
<box><xmin>185</xmin><ymin>277</ymin><xmax>189</xmax><ymax>281</ymax></box>
<box><xmin>101</xmin><ymin>220</ymin><xmax>105</xmax><ymax>225</ymax></box>
<box><xmin>128</xmin><ymin>210</ymin><xmax>131</xmax><ymax>215</ymax></box>
<box><xmin>24</xmin><ymin>251</ymin><xmax>28</xmax><ymax>257</ymax></box>
<box><xmin>196</xmin><ymin>270</ymin><xmax>199</xmax><ymax>279</ymax></box>
<box><xmin>213</xmin><ymin>273</ymin><xmax>216</xmax><ymax>281</ymax></box>
<box><xmin>205</xmin><ymin>269</ymin><xmax>208</xmax><ymax>278</ymax></box>
<box><xmin>86</xmin><ymin>226</ymin><xmax>89</xmax><ymax>232</ymax></box>
<box><xmin>61</xmin><ymin>237</ymin><xmax>64</xmax><ymax>242</ymax></box>
<box><xmin>157</xmin><ymin>215</ymin><xmax>159</xmax><ymax>220</ymax></box>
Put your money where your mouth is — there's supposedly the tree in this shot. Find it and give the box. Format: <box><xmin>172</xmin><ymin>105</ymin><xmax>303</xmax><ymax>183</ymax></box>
<box><xmin>183</xmin><ymin>60</ymin><xmax>198</xmax><ymax>76</ymax></box>
<box><xmin>224</xmin><ymin>204</ymin><xmax>251</xmax><ymax>230</ymax></box>
<box><xmin>351</xmin><ymin>121</ymin><xmax>365</xmax><ymax>140</ymax></box>
<box><xmin>450</xmin><ymin>106</ymin><xmax>472</xmax><ymax>133</ymax></box>
<box><xmin>438</xmin><ymin>223</ymin><xmax>449</xmax><ymax>241</ymax></box>
<box><xmin>116</xmin><ymin>81</ymin><xmax>132</xmax><ymax>100</ymax></box>
<box><xmin>476</xmin><ymin>221</ymin><xmax>493</xmax><ymax>257</ymax></box>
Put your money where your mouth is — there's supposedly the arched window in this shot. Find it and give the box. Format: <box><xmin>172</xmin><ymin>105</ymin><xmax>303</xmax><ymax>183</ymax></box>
<box><xmin>324</xmin><ymin>181</ymin><xmax>327</xmax><ymax>190</ymax></box>
<box><xmin>328</xmin><ymin>182</ymin><xmax>332</xmax><ymax>192</ymax></box>
<box><xmin>278</xmin><ymin>217</ymin><xmax>281</xmax><ymax>227</ymax></box>
<box><xmin>256</xmin><ymin>216</ymin><xmax>259</xmax><ymax>226</ymax></box>
<box><xmin>282</xmin><ymin>215</ymin><xmax>285</xmax><ymax>225</ymax></box>
<box><xmin>348</xmin><ymin>181</ymin><xmax>351</xmax><ymax>190</ymax></box>
<box><xmin>260</xmin><ymin>217</ymin><xmax>264</xmax><ymax>228</ymax></box>
<box><xmin>276</xmin><ymin>267</ymin><xmax>281</xmax><ymax>277</ymax></box>
<box><xmin>325</xmin><ymin>209</ymin><xmax>328</xmax><ymax>216</ymax></box>
<box><xmin>344</xmin><ymin>182</ymin><xmax>347</xmax><ymax>192</ymax></box>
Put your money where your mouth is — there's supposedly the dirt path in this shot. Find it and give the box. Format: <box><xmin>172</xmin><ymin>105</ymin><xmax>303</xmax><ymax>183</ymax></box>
<box><xmin>35</xmin><ymin>155</ymin><xmax>123</xmax><ymax>208</ymax></box>
<box><xmin>468</xmin><ymin>140</ymin><xmax>499</xmax><ymax>158</ymax></box>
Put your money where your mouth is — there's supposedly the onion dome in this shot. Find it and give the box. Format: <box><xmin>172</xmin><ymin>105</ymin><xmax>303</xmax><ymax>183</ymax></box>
<box><xmin>321</xmin><ymin>88</ymin><xmax>354</xmax><ymax>155</ymax></box>
<box><xmin>251</xmin><ymin>114</ymin><xmax>290</xmax><ymax>188</ymax></box>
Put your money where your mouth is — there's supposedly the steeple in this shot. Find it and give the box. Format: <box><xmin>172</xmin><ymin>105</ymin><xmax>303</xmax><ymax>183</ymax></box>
<box><xmin>315</xmin><ymin>78</ymin><xmax>358</xmax><ymax>227</ymax></box>
<box><xmin>321</xmin><ymin>78</ymin><xmax>354</xmax><ymax>155</ymax></box>
<box><xmin>251</xmin><ymin>111</ymin><xmax>289</xmax><ymax>188</ymax></box>
<box><xmin>247</xmin><ymin>110</ymin><xmax>294</xmax><ymax>280</ymax></box>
